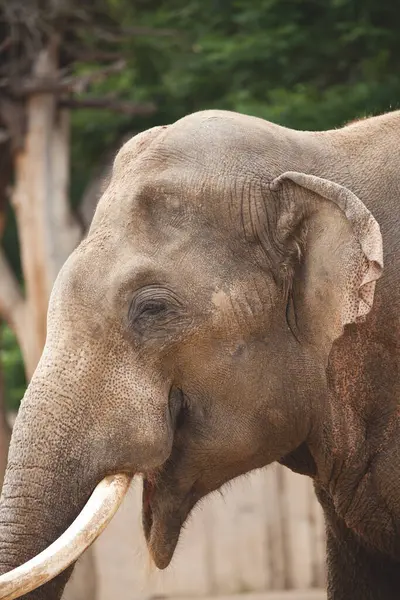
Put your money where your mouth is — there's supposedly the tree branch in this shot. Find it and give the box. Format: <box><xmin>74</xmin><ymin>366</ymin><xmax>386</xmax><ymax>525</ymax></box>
<box><xmin>0</xmin><ymin>248</ymin><xmax>25</xmax><ymax>333</ymax></box>
<box><xmin>60</xmin><ymin>96</ymin><xmax>156</xmax><ymax>115</ymax></box>
<box><xmin>1</xmin><ymin>59</ymin><xmax>127</xmax><ymax>98</ymax></box>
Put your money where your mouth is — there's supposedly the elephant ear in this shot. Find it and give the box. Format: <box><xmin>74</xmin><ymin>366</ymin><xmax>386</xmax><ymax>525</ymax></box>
<box><xmin>268</xmin><ymin>171</ymin><xmax>383</xmax><ymax>355</ymax></box>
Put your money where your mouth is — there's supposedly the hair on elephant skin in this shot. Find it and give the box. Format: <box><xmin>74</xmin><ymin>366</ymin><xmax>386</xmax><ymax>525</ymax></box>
<box><xmin>0</xmin><ymin>109</ymin><xmax>399</xmax><ymax>600</ymax></box>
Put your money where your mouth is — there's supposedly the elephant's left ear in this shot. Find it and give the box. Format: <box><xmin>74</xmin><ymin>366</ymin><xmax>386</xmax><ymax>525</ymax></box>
<box><xmin>270</xmin><ymin>171</ymin><xmax>383</xmax><ymax>325</ymax></box>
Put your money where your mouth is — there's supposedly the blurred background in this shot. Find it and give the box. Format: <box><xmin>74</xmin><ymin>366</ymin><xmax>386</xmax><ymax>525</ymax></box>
<box><xmin>0</xmin><ymin>1</ymin><xmax>398</xmax><ymax>599</ymax></box>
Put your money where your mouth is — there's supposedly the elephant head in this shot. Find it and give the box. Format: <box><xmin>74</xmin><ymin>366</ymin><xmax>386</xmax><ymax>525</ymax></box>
<box><xmin>0</xmin><ymin>110</ymin><xmax>382</xmax><ymax>598</ymax></box>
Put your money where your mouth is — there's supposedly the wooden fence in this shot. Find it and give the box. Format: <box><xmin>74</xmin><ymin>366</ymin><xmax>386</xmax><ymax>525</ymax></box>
<box><xmin>90</xmin><ymin>464</ymin><xmax>326</xmax><ymax>600</ymax></box>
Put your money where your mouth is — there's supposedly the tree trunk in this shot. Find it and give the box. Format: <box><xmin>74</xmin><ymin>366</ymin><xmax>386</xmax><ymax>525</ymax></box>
<box><xmin>11</xmin><ymin>45</ymin><xmax>81</xmax><ymax>377</ymax></box>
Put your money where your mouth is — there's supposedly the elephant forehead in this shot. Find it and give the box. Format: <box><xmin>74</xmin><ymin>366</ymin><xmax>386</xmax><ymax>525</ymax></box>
<box><xmin>92</xmin><ymin>169</ymin><xmax>227</xmax><ymax>242</ymax></box>
<box><xmin>85</xmin><ymin>168</ymin><xmax>267</xmax><ymax>297</ymax></box>
<box><xmin>92</xmin><ymin>109</ymin><xmax>295</xmax><ymax>235</ymax></box>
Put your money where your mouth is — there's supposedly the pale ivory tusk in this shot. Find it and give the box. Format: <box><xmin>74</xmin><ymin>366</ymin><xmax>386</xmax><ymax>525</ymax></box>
<box><xmin>0</xmin><ymin>473</ymin><xmax>132</xmax><ymax>600</ymax></box>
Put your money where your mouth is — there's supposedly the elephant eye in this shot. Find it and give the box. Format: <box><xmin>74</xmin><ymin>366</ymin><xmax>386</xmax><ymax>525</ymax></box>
<box><xmin>130</xmin><ymin>298</ymin><xmax>168</xmax><ymax>322</ymax></box>
<box><xmin>136</xmin><ymin>300</ymin><xmax>168</xmax><ymax>318</ymax></box>
<box><xmin>129</xmin><ymin>287</ymin><xmax>182</xmax><ymax>333</ymax></box>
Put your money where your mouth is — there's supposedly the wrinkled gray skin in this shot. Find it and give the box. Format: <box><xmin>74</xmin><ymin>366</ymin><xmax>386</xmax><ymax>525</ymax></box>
<box><xmin>0</xmin><ymin>110</ymin><xmax>399</xmax><ymax>600</ymax></box>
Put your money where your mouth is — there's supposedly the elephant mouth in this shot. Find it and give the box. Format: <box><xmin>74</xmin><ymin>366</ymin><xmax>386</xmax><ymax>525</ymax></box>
<box><xmin>142</xmin><ymin>472</ymin><xmax>200</xmax><ymax>569</ymax></box>
<box><xmin>142</xmin><ymin>476</ymin><xmax>155</xmax><ymax>540</ymax></box>
<box><xmin>142</xmin><ymin>387</ymin><xmax>202</xmax><ymax>568</ymax></box>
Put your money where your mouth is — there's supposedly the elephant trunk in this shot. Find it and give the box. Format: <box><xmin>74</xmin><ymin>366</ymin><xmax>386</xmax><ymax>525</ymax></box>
<box><xmin>0</xmin><ymin>373</ymin><xmax>130</xmax><ymax>600</ymax></box>
<box><xmin>0</xmin><ymin>474</ymin><xmax>130</xmax><ymax>600</ymax></box>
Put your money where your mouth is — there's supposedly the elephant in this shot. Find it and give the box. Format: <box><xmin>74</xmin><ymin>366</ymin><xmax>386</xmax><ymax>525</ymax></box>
<box><xmin>0</xmin><ymin>108</ymin><xmax>399</xmax><ymax>600</ymax></box>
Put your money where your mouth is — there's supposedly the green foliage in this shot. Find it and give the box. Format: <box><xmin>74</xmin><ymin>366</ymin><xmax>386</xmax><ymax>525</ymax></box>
<box><xmin>4</xmin><ymin>0</ymin><xmax>400</xmax><ymax>407</ymax></box>
<box><xmin>1</xmin><ymin>325</ymin><xmax>26</xmax><ymax>412</ymax></box>
<box><xmin>85</xmin><ymin>0</ymin><xmax>400</xmax><ymax>127</ymax></box>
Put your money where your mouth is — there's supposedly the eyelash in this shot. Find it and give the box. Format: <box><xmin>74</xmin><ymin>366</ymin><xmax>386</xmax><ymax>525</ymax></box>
<box><xmin>129</xmin><ymin>288</ymin><xmax>181</xmax><ymax>327</ymax></box>
<box><xmin>134</xmin><ymin>299</ymin><xmax>168</xmax><ymax>319</ymax></box>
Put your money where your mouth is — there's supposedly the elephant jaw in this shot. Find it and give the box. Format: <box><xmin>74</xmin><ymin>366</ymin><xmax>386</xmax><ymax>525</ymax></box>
<box><xmin>0</xmin><ymin>474</ymin><xmax>132</xmax><ymax>600</ymax></box>
<box><xmin>142</xmin><ymin>473</ymin><xmax>199</xmax><ymax>570</ymax></box>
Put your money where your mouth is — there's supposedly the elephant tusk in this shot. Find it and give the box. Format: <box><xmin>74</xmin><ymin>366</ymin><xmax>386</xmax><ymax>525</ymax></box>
<box><xmin>0</xmin><ymin>473</ymin><xmax>132</xmax><ymax>600</ymax></box>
